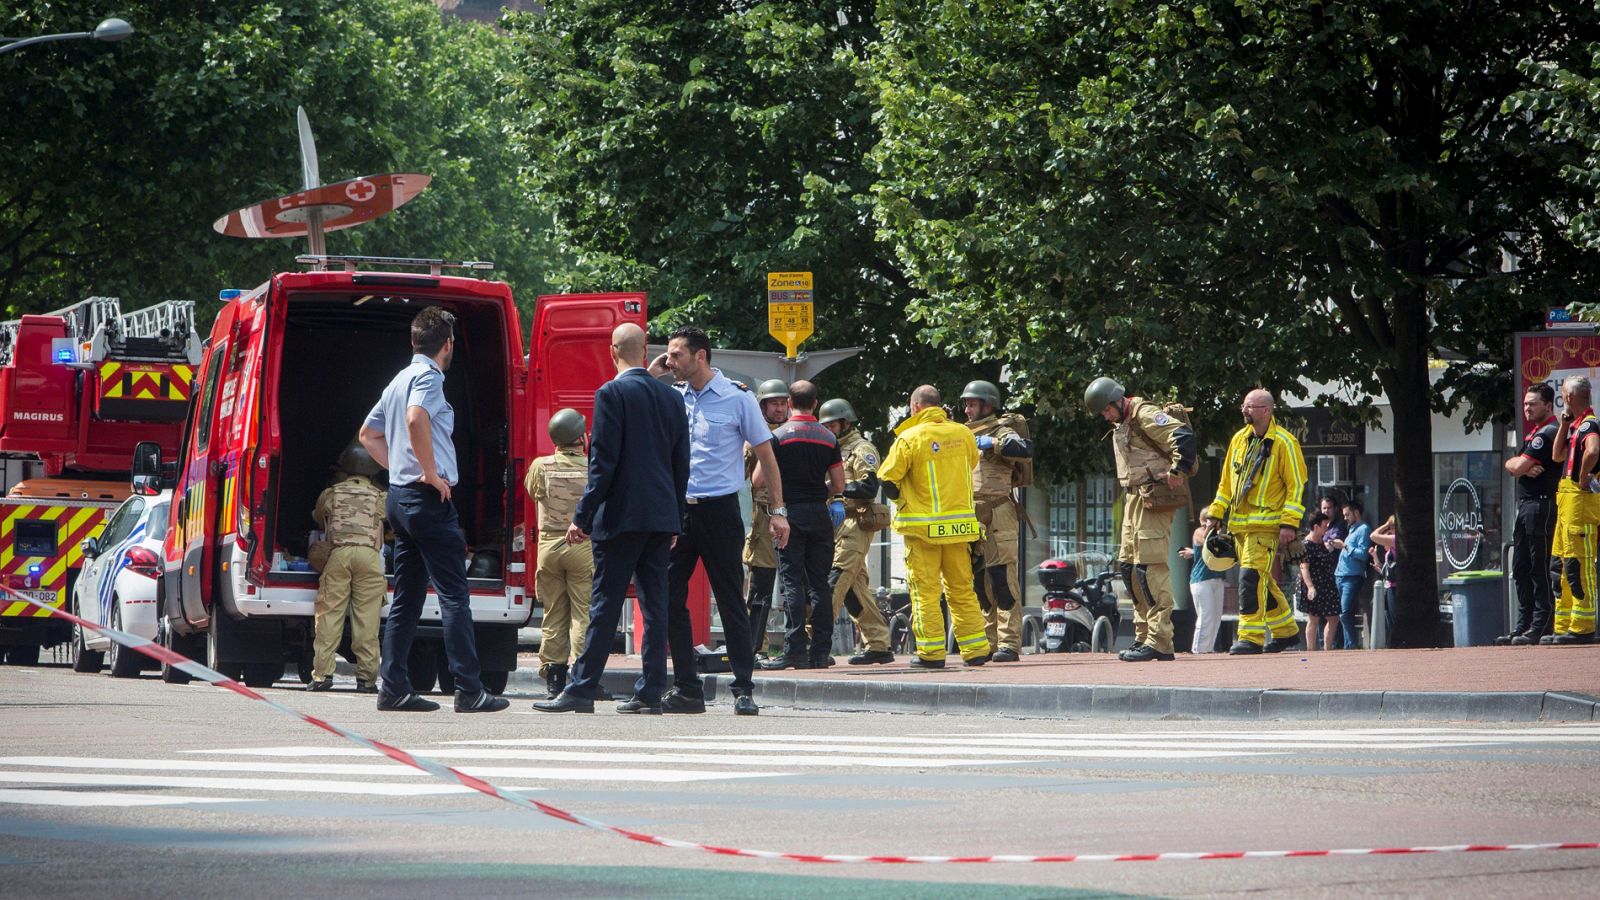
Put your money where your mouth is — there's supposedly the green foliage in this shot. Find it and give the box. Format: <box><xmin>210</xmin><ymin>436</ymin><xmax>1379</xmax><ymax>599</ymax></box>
<box><xmin>501</xmin><ymin>1</ymin><xmax>948</xmax><ymax>435</ymax></box>
<box><xmin>1</xmin><ymin>0</ymin><xmax>557</xmax><ymax>319</ymax></box>
<box><xmin>866</xmin><ymin>0</ymin><xmax>1600</xmax><ymax>643</ymax></box>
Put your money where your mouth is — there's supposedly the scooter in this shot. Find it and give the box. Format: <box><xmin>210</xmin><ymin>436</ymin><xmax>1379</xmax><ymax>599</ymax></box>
<box><xmin>1036</xmin><ymin>560</ymin><xmax>1120</xmax><ymax>653</ymax></box>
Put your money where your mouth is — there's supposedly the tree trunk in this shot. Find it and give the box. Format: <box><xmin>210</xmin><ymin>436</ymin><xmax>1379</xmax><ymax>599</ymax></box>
<box><xmin>1379</xmin><ymin>289</ymin><xmax>1442</xmax><ymax>648</ymax></box>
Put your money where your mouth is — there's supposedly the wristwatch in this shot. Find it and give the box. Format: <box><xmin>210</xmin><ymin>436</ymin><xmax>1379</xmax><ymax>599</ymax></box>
<box><xmin>770</xmin><ymin>506</ymin><xmax>789</xmax><ymax>518</ymax></box>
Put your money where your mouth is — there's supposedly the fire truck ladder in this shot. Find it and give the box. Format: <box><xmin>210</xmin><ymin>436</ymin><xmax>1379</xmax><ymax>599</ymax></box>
<box><xmin>0</xmin><ymin>297</ymin><xmax>122</xmax><ymax>367</ymax></box>
<box><xmin>91</xmin><ymin>299</ymin><xmax>200</xmax><ymax>364</ymax></box>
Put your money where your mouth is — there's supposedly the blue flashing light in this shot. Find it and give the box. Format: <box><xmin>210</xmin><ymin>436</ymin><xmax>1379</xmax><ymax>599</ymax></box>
<box><xmin>28</xmin><ymin>565</ymin><xmax>41</xmax><ymax>575</ymax></box>
<box><xmin>54</xmin><ymin>349</ymin><xmax>75</xmax><ymax>363</ymax></box>
<box><xmin>218</xmin><ymin>288</ymin><xmax>246</xmax><ymax>301</ymax></box>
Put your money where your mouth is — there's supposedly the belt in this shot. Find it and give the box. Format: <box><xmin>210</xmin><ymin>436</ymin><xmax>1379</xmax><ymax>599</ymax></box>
<box><xmin>686</xmin><ymin>492</ymin><xmax>739</xmax><ymax>505</ymax></box>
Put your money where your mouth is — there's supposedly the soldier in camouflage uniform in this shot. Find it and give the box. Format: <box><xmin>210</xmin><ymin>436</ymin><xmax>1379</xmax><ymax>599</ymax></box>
<box><xmin>743</xmin><ymin>379</ymin><xmax>789</xmax><ymax>656</ymax></box>
<box><xmin>525</xmin><ymin>408</ymin><xmax>593</xmax><ymax>699</ymax></box>
<box><xmin>819</xmin><ymin>399</ymin><xmax>895</xmax><ymax>664</ymax></box>
<box><xmin>309</xmin><ymin>441</ymin><xmax>388</xmax><ymax>692</ymax></box>
<box><xmin>962</xmin><ymin>381</ymin><xmax>1035</xmax><ymax>663</ymax></box>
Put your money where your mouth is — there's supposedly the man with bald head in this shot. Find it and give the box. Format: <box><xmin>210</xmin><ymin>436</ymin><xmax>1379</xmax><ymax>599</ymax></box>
<box><xmin>535</xmin><ymin>322</ymin><xmax>690</xmax><ymax>713</ymax></box>
<box><xmin>1206</xmin><ymin>389</ymin><xmax>1308</xmax><ymax>654</ymax></box>
<box><xmin>878</xmin><ymin>385</ymin><xmax>991</xmax><ymax>667</ymax></box>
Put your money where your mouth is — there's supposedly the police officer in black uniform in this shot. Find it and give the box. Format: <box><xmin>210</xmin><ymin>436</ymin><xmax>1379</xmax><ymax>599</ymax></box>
<box><xmin>1501</xmin><ymin>382</ymin><xmax>1560</xmax><ymax>645</ymax></box>
<box><xmin>758</xmin><ymin>380</ymin><xmax>846</xmax><ymax>670</ymax></box>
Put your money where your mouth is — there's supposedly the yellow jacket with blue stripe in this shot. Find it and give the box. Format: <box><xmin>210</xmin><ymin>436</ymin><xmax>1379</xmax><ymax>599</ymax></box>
<box><xmin>878</xmin><ymin>406</ymin><xmax>981</xmax><ymax>544</ymax></box>
<box><xmin>1206</xmin><ymin>417</ymin><xmax>1308</xmax><ymax>533</ymax></box>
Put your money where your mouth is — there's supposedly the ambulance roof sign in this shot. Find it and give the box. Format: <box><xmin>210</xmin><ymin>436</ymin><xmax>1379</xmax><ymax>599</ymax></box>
<box><xmin>767</xmin><ymin>271</ymin><xmax>814</xmax><ymax>359</ymax></box>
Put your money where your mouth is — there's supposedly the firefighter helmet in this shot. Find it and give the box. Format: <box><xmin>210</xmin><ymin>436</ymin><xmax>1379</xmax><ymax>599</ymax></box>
<box><xmin>337</xmin><ymin>440</ymin><xmax>381</xmax><ymax>477</ymax></box>
<box><xmin>818</xmin><ymin>398</ymin><xmax>858</xmax><ymax>425</ymax></box>
<box><xmin>756</xmin><ymin>379</ymin><xmax>790</xmax><ymax>402</ymax></box>
<box><xmin>1083</xmin><ymin>376</ymin><xmax>1126</xmax><ymax>414</ymax></box>
<box><xmin>960</xmin><ymin>380</ymin><xmax>1002</xmax><ymax>409</ymax></box>
<box><xmin>548</xmin><ymin>408</ymin><xmax>586</xmax><ymax>446</ymax></box>
<box><xmin>1202</xmin><ymin>526</ymin><xmax>1238</xmax><ymax>573</ymax></box>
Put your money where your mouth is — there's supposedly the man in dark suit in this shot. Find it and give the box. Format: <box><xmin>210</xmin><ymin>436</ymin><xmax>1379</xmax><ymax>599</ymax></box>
<box><xmin>533</xmin><ymin>322</ymin><xmax>689</xmax><ymax>714</ymax></box>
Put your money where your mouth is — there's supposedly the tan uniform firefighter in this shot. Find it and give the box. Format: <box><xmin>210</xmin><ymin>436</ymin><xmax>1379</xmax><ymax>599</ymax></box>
<box><xmin>818</xmin><ymin>399</ymin><xmax>895</xmax><ymax>664</ymax></box>
<box><xmin>309</xmin><ymin>441</ymin><xmax>387</xmax><ymax>692</ymax></box>
<box><xmin>962</xmin><ymin>380</ymin><xmax>1035</xmax><ymax>662</ymax></box>
<box><xmin>1086</xmin><ymin>377</ymin><xmax>1197</xmax><ymax>662</ymax></box>
<box><xmin>1205</xmin><ymin>388</ymin><xmax>1307</xmax><ymax>654</ymax></box>
<box><xmin>743</xmin><ymin>379</ymin><xmax>790</xmax><ymax>655</ymax></box>
<box><xmin>525</xmin><ymin>408</ymin><xmax>594</xmax><ymax>699</ymax></box>
<box><xmin>878</xmin><ymin>384</ymin><xmax>991</xmax><ymax>667</ymax></box>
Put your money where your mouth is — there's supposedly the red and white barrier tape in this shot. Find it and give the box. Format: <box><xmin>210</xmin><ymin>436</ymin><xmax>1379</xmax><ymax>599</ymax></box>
<box><xmin>11</xmin><ymin>587</ymin><xmax>1599</xmax><ymax>864</ymax></box>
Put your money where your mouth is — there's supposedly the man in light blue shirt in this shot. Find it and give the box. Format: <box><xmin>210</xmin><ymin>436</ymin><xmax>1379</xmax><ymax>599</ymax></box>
<box><xmin>1329</xmin><ymin>498</ymin><xmax>1371</xmax><ymax>650</ymax></box>
<box><xmin>359</xmin><ymin>306</ymin><xmax>507</xmax><ymax>715</ymax></box>
<box><xmin>646</xmin><ymin>326</ymin><xmax>788</xmax><ymax>715</ymax></box>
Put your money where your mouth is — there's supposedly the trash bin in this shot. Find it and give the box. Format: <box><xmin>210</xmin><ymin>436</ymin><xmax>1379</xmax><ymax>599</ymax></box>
<box><xmin>1445</xmin><ymin>570</ymin><xmax>1505</xmax><ymax>647</ymax></box>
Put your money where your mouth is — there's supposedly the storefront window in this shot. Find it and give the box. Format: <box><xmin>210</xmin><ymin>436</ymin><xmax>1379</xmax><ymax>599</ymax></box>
<box><xmin>1434</xmin><ymin>452</ymin><xmax>1504</xmax><ymax>581</ymax></box>
<box><xmin>1046</xmin><ymin>476</ymin><xmax>1118</xmax><ymax>578</ymax></box>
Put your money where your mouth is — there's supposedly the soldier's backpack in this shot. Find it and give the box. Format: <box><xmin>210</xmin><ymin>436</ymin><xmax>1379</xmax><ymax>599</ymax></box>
<box><xmin>998</xmin><ymin>412</ymin><xmax>1033</xmax><ymax>488</ymax></box>
<box><xmin>1133</xmin><ymin>402</ymin><xmax>1199</xmax><ymax>477</ymax></box>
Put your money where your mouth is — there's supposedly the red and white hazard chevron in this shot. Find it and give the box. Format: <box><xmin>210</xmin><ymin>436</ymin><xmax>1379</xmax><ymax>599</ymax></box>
<box><xmin>10</xmin><ymin>586</ymin><xmax>1598</xmax><ymax>865</ymax></box>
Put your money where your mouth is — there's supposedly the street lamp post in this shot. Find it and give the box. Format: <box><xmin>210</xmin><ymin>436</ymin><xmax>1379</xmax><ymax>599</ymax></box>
<box><xmin>0</xmin><ymin>18</ymin><xmax>134</xmax><ymax>56</ymax></box>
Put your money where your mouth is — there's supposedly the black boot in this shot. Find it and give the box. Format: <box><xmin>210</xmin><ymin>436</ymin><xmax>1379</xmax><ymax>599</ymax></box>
<box><xmin>542</xmin><ymin>664</ymin><xmax>568</xmax><ymax>700</ymax></box>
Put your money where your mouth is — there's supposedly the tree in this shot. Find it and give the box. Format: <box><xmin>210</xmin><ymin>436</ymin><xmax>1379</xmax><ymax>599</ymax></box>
<box><xmin>1</xmin><ymin>0</ymin><xmax>556</xmax><ymax>319</ymax></box>
<box><xmin>867</xmin><ymin>0</ymin><xmax>1600</xmax><ymax>646</ymax></box>
<box><xmin>501</xmin><ymin>1</ymin><xmax>948</xmax><ymax>433</ymax></box>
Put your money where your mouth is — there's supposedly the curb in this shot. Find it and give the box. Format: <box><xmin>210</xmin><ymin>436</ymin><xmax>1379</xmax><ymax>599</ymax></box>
<box><xmin>336</xmin><ymin>661</ymin><xmax>1600</xmax><ymax>721</ymax></box>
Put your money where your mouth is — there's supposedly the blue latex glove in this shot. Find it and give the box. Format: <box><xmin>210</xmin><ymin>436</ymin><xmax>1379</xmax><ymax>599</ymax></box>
<box><xmin>828</xmin><ymin>499</ymin><xmax>846</xmax><ymax>529</ymax></box>
<box><xmin>975</xmin><ymin>435</ymin><xmax>995</xmax><ymax>451</ymax></box>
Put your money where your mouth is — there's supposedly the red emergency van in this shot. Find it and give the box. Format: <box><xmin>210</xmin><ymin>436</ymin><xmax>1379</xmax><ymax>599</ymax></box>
<box><xmin>145</xmin><ymin>255</ymin><xmax>643</xmax><ymax>690</ymax></box>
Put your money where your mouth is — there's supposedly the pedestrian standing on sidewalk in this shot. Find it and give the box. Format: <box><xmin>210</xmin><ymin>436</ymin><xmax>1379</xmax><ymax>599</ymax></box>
<box><xmin>1178</xmin><ymin>514</ymin><xmax>1226</xmax><ymax>653</ymax></box>
<box><xmin>878</xmin><ymin>384</ymin><xmax>991</xmax><ymax>668</ymax></box>
<box><xmin>1328</xmin><ymin>499</ymin><xmax>1371</xmax><ymax>650</ymax></box>
<box><xmin>1207</xmin><ymin>389</ymin><xmax>1307</xmax><ymax>655</ymax></box>
<box><xmin>1296</xmin><ymin>513</ymin><xmax>1341</xmax><ymax>651</ymax></box>
<box><xmin>525</xmin><ymin>409</ymin><xmax>593</xmax><ymax>699</ymax></box>
<box><xmin>649</xmin><ymin>326</ymin><xmax>789</xmax><ymax>714</ymax></box>
<box><xmin>743</xmin><ymin>380</ymin><xmax>790</xmax><ymax>658</ymax></box>
<box><xmin>360</xmin><ymin>306</ymin><xmax>508</xmax><ymax>714</ymax></box>
<box><xmin>1500</xmin><ymin>383</ymin><xmax>1559</xmax><ymax>645</ymax></box>
<box><xmin>1548</xmin><ymin>375</ymin><xmax>1600</xmax><ymax>645</ymax></box>
<box><xmin>758</xmin><ymin>381</ymin><xmax>844</xmax><ymax>670</ymax></box>
<box><xmin>1085</xmin><ymin>376</ymin><xmax>1198</xmax><ymax>663</ymax></box>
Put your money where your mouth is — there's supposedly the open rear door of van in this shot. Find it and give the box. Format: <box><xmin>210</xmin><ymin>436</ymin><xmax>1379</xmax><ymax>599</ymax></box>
<box><xmin>522</xmin><ymin>293</ymin><xmax>647</xmax><ymax>543</ymax></box>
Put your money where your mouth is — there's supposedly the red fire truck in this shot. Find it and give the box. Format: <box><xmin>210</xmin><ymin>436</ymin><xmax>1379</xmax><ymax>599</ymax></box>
<box><xmin>143</xmin><ymin>256</ymin><xmax>643</xmax><ymax>690</ymax></box>
<box><xmin>0</xmin><ymin>297</ymin><xmax>197</xmax><ymax>663</ymax></box>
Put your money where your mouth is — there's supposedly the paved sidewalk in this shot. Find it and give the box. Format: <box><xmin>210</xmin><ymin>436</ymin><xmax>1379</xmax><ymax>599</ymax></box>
<box><xmin>505</xmin><ymin>645</ymin><xmax>1600</xmax><ymax>722</ymax></box>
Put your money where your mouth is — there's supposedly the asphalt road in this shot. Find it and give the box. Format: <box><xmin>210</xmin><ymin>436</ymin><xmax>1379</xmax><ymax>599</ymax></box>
<box><xmin>2</xmin><ymin>663</ymin><xmax>1598</xmax><ymax>899</ymax></box>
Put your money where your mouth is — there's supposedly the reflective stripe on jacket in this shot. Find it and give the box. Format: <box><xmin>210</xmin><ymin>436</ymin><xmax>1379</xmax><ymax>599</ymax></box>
<box><xmin>1206</xmin><ymin>418</ymin><xmax>1307</xmax><ymax>533</ymax></box>
<box><xmin>878</xmin><ymin>406</ymin><xmax>981</xmax><ymax>544</ymax></box>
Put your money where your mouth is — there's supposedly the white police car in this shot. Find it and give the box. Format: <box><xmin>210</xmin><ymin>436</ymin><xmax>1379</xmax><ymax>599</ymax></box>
<box><xmin>68</xmin><ymin>489</ymin><xmax>171</xmax><ymax>678</ymax></box>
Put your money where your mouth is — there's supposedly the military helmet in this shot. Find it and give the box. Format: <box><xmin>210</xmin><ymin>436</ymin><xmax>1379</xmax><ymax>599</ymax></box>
<box><xmin>337</xmin><ymin>440</ymin><xmax>381</xmax><ymax>477</ymax></box>
<box><xmin>1083</xmin><ymin>376</ymin><xmax>1126</xmax><ymax>414</ymax></box>
<box><xmin>548</xmin><ymin>407</ymin><xmax>586</xmax><ymax>446</ymax></box>
<box><xmin>960</xmin><ymin>380</ymin><xmax>1002</xmax><ymax>409</ymax></box>
<box><xmin>817</xmin><ymin>398</ymin><xmax>857</xmax><ymax>425</ymax></box>
<box><xmin>756</xmin><ymin>379</ymin><xmax>790</xmax><ymax>403</ymax></box>
<box><xmin>1201</xmin><ymin>526</ymin><xmax>1238</xmax><ymax>573</ymax></box>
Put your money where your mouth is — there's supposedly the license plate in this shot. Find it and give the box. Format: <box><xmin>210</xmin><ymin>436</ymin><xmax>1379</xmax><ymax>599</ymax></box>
<box><xmin>1046</xmin><ymin>622</ymin><xmax>1066</xmax><ymax>637</ymax></box>
<box><xmin>928</xmin><ymin>521</ymin><xmax>978</xmax><ymax>539</ymax></box>
<box><xmin>19</xmin><ymin>590</ymin><xmax>58</xmax><ymax>607</ymax></box>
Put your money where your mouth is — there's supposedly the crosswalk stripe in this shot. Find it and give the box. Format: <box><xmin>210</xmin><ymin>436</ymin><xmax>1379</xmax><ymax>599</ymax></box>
<box><xmin>0</xmin><ymin>788</ymin><xmax>254</xmax><ymax>808</ymax></box>
<box><xmin>441</xmin><ymin>738</ymin><xmax>1280</xmax><ymax>759</ymax></box>
<box><xmin>0</xmin><ymin>771</ymin><xmax>530</xmax><ymax>797</ymax></box>
<box><xmin>179</xmin><ymin>746</ymin><xmax>1022</xmax><ymax>768</ymax></box>
<box><xmin>0</xmin><ymin>757</ymin><xmax>784</xmax><ymax>783</ymax></box>
<box><xmin>676</xmin><ymin>734</ymin><xmax>1497</xmax><ymax>751</ymax></box>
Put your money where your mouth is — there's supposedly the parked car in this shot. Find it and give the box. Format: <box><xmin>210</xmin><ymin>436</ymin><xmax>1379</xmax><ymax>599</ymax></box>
<box><xmin>69</xmin><ymin>489</ymin><xmax>170</xmax><ymax>678</ymax></box>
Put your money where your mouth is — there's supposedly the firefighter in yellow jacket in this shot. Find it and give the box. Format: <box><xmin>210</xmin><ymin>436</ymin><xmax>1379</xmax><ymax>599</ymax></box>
<box><xmin>1548</xmin><ymin>374</ymin><xmax>1600</xmax><ymax>644</ymax></box>
<box><xmin>1085</xmin><ymin>377</ymin><xmax>1196</xmax><ymax>662</ymax></box>
<box><xmin>963</xmin><ymin>380</ymin><xmax>1034</xmax><ymax>662</ymax></box>
<box><xmin>309</xmin><ymin>441</ymin><xmax>387</xmax><ymax>693</ymax></box>
<box><xmin>819</xmin><ymin>398</ymin><xmax>895</xmax><ymax>664</ymax></box>
<box><xmin>525</xmin><ymin>408</ymin><xmax>594</xmax><ymax>698</ymax></box>
<box><xmin>878</xmin><ymin>385</ymin><xmax>990</xmax><ymax>667</ymax></box>
<box><xmin>1206</xmin><ymin>389</ymin><xmax>1307</xmax><ymax>654</ymax></box>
